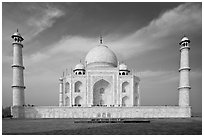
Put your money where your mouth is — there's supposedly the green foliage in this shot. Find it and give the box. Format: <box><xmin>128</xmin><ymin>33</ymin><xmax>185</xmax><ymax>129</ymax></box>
<box><xmin>2</xmin><ymin>106</ymin><xmax>12</xmax><ymax>118</ymax></box>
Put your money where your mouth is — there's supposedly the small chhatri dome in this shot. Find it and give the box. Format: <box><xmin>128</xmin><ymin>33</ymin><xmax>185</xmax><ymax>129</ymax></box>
<box><xmin>119</xmin><ymin>63</ymin><xmax>128</xmax><ymax>70</ymax></box>
<box><xmin>181</xmin><ymin>36</ymin><xmax>189</xmax><ymax>42</ymax></box>
<box><xmin>179</xmin><ymin>35</ymin><xmax>190</xmax><ymax>45</ymax></box>
<box><xmin>74</xmin><ymin>63</ymin><xmax>85</xmax><ymax>70</ymax></box>
<box><xmin>85</xmin><ymin>44</ymin><xmax>118</xmax><ymax>68</ymax></box>
<box><xmin>11</xmin><ymin>29</ymin><xmax>24</xmax><ymax>41</ymax></box>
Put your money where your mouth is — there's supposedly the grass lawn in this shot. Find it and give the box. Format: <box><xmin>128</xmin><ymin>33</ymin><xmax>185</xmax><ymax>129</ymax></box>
<box><xmin>2</xmin><ymin>117</ymin><xmax>202</xmax><ymax>135</ymax></box>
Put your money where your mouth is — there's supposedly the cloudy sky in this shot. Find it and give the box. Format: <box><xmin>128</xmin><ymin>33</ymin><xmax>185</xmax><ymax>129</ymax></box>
<box><xmin>2</xmin><ymin>2</ymin><xmax>202</xmax><ymax>113</ymax></box>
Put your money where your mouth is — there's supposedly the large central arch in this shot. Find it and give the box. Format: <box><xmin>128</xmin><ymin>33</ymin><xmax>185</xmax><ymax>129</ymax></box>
<box><xmin>93</xmin><ymin>79</ymin><xmax>111</xmax><ymax>106</ymax></box>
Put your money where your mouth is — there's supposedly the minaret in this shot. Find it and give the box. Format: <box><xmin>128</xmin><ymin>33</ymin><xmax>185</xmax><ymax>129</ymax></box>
<box><xmin>11</xmin><ymin>29</ymin><xmax>26</xmax><ymax>106</ymax></box>
<box><xmin>59</xmin><ymin>77</ymin><xmax>63</xmax><ymax>106</ymax></box>
<box><xmin>178</xmin><ymin>36</ymin><xmax>191</xmax><ymax>107</ymax></box>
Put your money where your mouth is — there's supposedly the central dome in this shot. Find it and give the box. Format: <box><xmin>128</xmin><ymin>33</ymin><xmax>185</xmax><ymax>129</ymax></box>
<box><xmin>85</xmin><ymin>45</ymin><xmax>118</xmax><ymax>68</ymax></box>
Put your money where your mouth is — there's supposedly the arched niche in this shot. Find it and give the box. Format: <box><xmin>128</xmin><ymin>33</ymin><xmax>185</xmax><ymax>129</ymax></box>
<box><xmin>134</xmin><ymin>96</ymin><xmax>138</xmax><ymax>106</ymax></box>
<box><xmin>75</xmin><ymin>81</ymin><xmax>82</xmax><ymax>92</ymax></box>
<box><xmin>135</xmin><ymin>83</ymin><xmax>138</xmax><ymax>93</ymax></box>
<box><xmin>75</xmin><ymin>96</ymin><xmax>82</xmax><ymax>106</ymax></box>
<box><xmin>65</xmin><ymin>82</ymin><xmax>70</xmax><ymax>93</ymax></box>
<box><xmin>65</xmin><ymin>96</ymin><xmax>70</xmax><ymax>106</ymax></box>
<box><xmin>122</xmin><ymin>81</ymin><xmax>129</xmax><ymax>93</ymax></box>
<box><xmin>122</xmin><ymin>96</ymin><xmax>128</xmax><ymax>106</ymax></box>
<box><xmin>99</xmin><ymin>99</ymin><xmax>104</xmax><ymax>105</ymax></box>
<box><xmin>93</xmin><ymin>79</ymin><xmax>111</xmax><ymax>106</ymax></box>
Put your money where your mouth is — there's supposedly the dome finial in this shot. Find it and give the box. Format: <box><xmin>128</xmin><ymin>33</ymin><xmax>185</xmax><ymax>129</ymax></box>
<box><xmin>100</xmin><ymin>35</ymin><xmax>103</xmax><ymax>44</ymax></box>
<box><xmin>17</xmin><ymin>28</ymin><xmax>19</xmax><ymax>32</ymax></box>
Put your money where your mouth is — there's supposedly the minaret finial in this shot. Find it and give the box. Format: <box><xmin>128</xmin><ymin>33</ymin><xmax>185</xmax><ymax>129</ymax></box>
<box><xmin>100</xmin><ymin>35</ymin><xmax>103</xmax><ymax>44</ymax></box>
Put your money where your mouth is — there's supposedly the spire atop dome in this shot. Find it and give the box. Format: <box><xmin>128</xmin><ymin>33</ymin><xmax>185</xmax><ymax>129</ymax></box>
<box><xmin>100</xmin><ymin>35</ymin><xmax>103</xmax><ymax>44</ymax></box>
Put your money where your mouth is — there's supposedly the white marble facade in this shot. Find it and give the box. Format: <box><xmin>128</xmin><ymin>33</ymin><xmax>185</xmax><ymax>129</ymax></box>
<box><xmin>59</xmin><ymin>43</ymin><xmax>140</xmax><ymax>108</ymax></box>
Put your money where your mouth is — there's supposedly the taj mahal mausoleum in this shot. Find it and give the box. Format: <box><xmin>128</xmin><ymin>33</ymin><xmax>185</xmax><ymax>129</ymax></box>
<box><xmin>11</xmin><ymin>30</ymin><xmax>191</xmax><ymax>119</ymax></box>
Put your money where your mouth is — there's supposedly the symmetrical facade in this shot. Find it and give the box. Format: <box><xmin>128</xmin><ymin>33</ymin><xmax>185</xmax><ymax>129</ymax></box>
<box><xmin>11</xmin><ymin>30</ymin><xmax>191</xmax><ymax>118</ymax></box>
<box><xmin>59</xmin><ymin>42</ymin><xmax>140</xmax><ymax>108</ymax></box>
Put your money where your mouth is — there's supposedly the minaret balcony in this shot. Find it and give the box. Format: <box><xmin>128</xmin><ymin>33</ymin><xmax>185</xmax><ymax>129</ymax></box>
<box><xmin>11</xmin><ymin>85</ymin><xmax>26</xmax><ymax>89</ymax></box>
<box><xmin>12</xmin><ymin>42</ymin><xmax>24</xmax><ymax>47</ymax></box>
<box><xmin>180</xmin><ymin>45</ymin><xmax>190</xmax><ymax>51</ymax></box>
<box><xmin>11</xmin><ymin>64</ymin><xmax>25</xmax><ymax>69</ymax></box>
<box><xmin>177</xmin><ymin>86</ymin><xmax>191</xmax><ymax>90</ymax></box>
<box><xmin>179</xmin><ymin>67</ymin><xmax>191</xmax><ymax>72</ymax></box>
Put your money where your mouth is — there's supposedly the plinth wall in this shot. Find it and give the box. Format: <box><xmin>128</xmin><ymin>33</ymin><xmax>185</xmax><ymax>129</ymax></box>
<box><xmin>11</xmin><ymin>106</ymin><xmax>191</xmax><ymax>118</ymax></box>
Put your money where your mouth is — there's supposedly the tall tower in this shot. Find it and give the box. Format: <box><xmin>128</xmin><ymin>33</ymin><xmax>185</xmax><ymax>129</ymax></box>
<box><xmin>11</xmin><ymin>29</ymin><xmax>25</xmax><ymax>106</ymax></box>
<box><xmin>59</xmin><ymin>77</ymin><xmax>63</xmax><ymax>106</ymax></box>
<box><xmin>178</xmin><ymin>36</ymin><xmax>191</xmax><ymax>107</ymax></box>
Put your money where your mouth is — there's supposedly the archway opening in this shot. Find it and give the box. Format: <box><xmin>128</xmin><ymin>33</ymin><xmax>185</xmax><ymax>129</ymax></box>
<box><xmin>65</xmin><ymin>96</ymin><xmax>70</xmax><ymax>106</ymax></box>
<box><xmin>134</xmin><ymin>96</ymin><xmax>138</xmax><ymax>106</ymax></box>
<box><xmin>65</xmin><ymin>82</ymin><xmax>70</xmax><ymax>93</ymax></box>
<box><xmin>99</xmin><ymin>99</ymin><xmax>104</xmax><ymax>105</ymax></box>
<box><xmin>122</xmin><ymin>96</ymin><xmax>128</xmax><ymax>106</ymax></box>
<box><xmin>75</xmin><ymin>81</ymin><xmax>82</xmax><ymax>92</ymax></box>
<box><xmin>122</xmin><ymin>81</ymin><xmax>129</xmax><ymax>93</ymax></box>
<box><xmin>93</xmin><ymin>79</ymin><xmax>111</xmax><ymax>106</ymax></box>
<box><xmin>75</xmin><ymin>96</ymin><xmax>82</xmax><ymax>106</ymax></box>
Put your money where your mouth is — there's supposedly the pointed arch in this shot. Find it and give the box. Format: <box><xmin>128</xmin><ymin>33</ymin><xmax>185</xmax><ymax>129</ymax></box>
<box><xmin>134</xmin><ymin>82</ymin><xmax>139</xmax><ymax>94</ymax></box>
<box><xmin>65</xmin><ymin>96</ymin><xmax>70</xmax><ymax>106</ymax></box>
<box><xmin>122</xmin><ymin>81</ymin><xmax>129</xmax><ymax>93</ymax></box>
<box><xmin>134</xmin><ymin>96</ymin><xmax>138</xmax><ymax>106</ymax></box>
<box><xmin>99</xmin><ymin>99</ymin><xmax>104</xmax><ymax>105</ymax></box>
<box><xmin>75</xmin><ymin>96</ymin><xmax>82</xmax><ymax>106</ymax></box>
<box><xmin>93</xmin><ymin>79</ymin><xmax>111</xmax><ymax>106</ymax></box>
<box><xmin>122</xmin><ymin>96</ymin><xmax>128</xmax><ymax>106</ymax></box>
<box><xmin>65</xmin><ymin>82</ymin><xmax>70</xmax><ymax>93</ymax></box>
<box><xmin>75</xmin><ymin>81</ymin><xmax>82</xmax><ymax>92</ymax></box>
